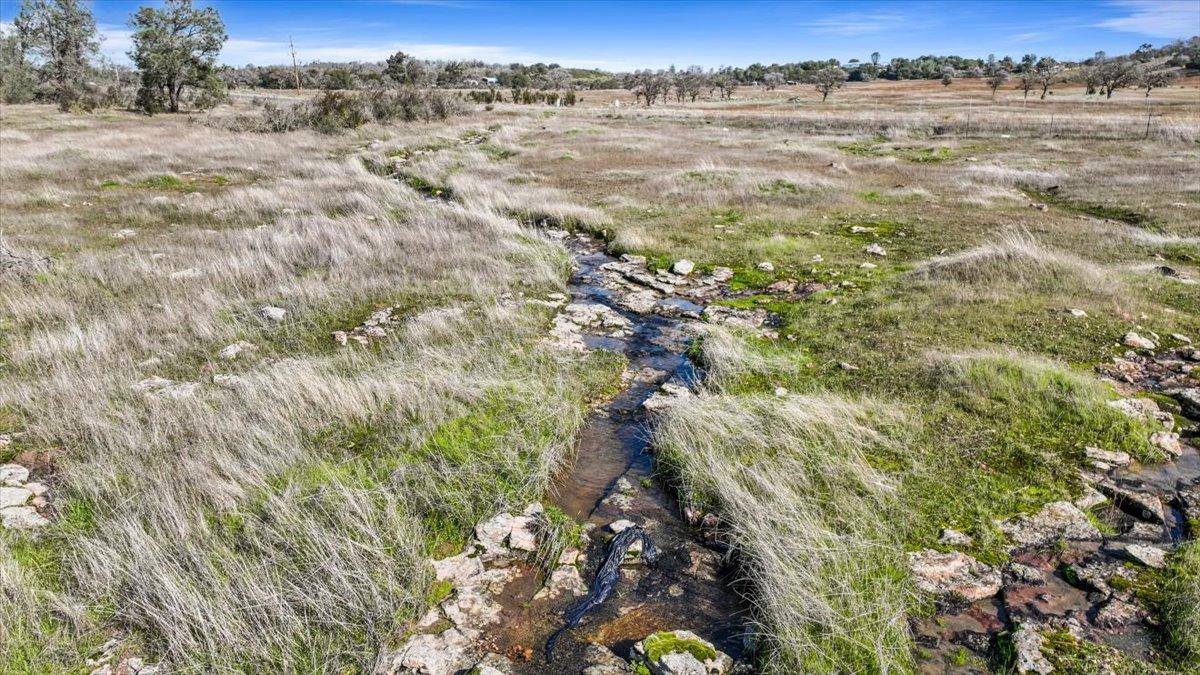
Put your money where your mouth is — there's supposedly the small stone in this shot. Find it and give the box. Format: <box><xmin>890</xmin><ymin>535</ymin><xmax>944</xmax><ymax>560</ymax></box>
<box><xmin>133</xmin><ymin>376</ymin><xmax>174</xmax><ymax>393</ymax></box>
<box><xmin>863</xmin><ymin>243</ymin><xmax>887</xmax><ymax>257</ymax></box>
<box><xmin>212</xmin><ymin>374</ymin><xmax>248</xmax><ymax>390</ymax></box>
<box><xmin>378</xmin><ymin>627</ymin><xmax>475</xmax><ymax>675</ymax></box>
<box><xmin>939</xmin><ymin>528</ymin><xmax>974</xmax><ymax>547</ymax></box>
<box><xmin>1067</xmin><ymin>308</ymin><xmax>1088</xmax><ymax>318</ymax></box>
<box><xmin>671</xmin><ymin>259</ymin><xmax>695</xmax><ymax>275</ymax></box>
<box><xmin>1122</xmin><ymin>332</ymin><xmax>1156</xmax><ymax>350</ymax></box>
<box><xmin>1150</xmin><ymin>431</ymin><xmax>1182</xmax><ymax>458</ymax></box>
<box><xmin>859</xmin><ymin>262</ymin><xmax>877</xmax><ymax>269</ymax></box>
<box><xmin>110</xmin><ymin>228</ymin><xmax>137</xmax><ymax>239</ymax></box>
<box><xmin>607</xmin><ymin>519</ymin><xmax>636</xmax><ymax>534</ymax></box>
<box><xmin>839</xmin><ymin>362</ymin><xmax>859</xmax><ymax>371</ymax></box>
<box><xmin>773</xmin><ymin>387</ymin><xmax>788</xmax><ymax>397</ymax></box>
<box><xmin>710</xmin><ymin>267</ymin><xmax>734</xmax><ymax>282</ymax></box>
<box><xmin>259</xmin><ymin>306</ymin><xmax>286</xmax><ymax>322</ymax></box>
<box><xmin>1085</xmin><ymin>446</ymin><xmax>1131</xmax><ymax>466</ymax></box>
<box><xmin>474</xmin><ymin>512</ymin><xmax>516</xmax><ymax>556</ymax></box>
<box><xmin>0</xmin><ymin>464</ymin><xmax>30</xmax><ymax>486</ymax></box>
<box><xmin>23</xmin><ymin>482</ymin><xmax>48</xmax><ymax>497</ymax></box>
<box><xmin>756</xmin><ymin>261</ymin><xmax>775</xmax><ymax>272</ymax></box>
<box><xmin>217</xmin><ymin>341</ymin><xmax>255</xmax><ymax>360</ymax></box>
<box><xmin>472</xmin><ymin>653</ymin><xmax>515</xmax><ymax>675</ymax></box>
<box><xmin>1006</xmin><ymin>562</ymin><xmax>1045</xmax><ymax>585</ymax></box>
<box><xmin>1171</xmin><ymin>333</ymin><xmax>1192</xmax><ymax>344</ymax></box>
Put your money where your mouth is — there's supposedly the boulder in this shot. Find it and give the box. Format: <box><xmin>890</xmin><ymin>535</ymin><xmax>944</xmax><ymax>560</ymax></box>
<box><xmin>907</xmin><ymin>549</ymin><xmax>1002</xmax><ymax>601</ymax></box>
<box><xmin>474</xmin><ymin>512</ymin><xmax>515</xmax><ymax>557</ymax></box>
<box><xmin>1167</xmin><ymin>387</ymin><xmax>1200</xmax><ymax>418</ymax></box>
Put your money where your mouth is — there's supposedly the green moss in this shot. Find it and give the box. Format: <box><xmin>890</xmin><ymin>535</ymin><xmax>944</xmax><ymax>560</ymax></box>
<box><xmin>425</xmin><ymin>580</ymin><xmax>453</xmax><ymax>606</ymax></box>
<box><xmin>1042</xmin><ymin>631</ymin><xmax>1170</xmax><ymax>674</ymax></box>
<box><xmin>641</xmin><ymin>631</ymin><xmax>718</xmax><ymax>663</ymax></box>
<box><xmin>1025</xmin><ymin>189</ymin><xmax>1158</xmax><ymax>230</ymax></box>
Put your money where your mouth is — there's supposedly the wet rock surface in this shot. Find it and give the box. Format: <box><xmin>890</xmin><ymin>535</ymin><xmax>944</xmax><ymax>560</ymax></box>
<box><xmin>913</xmin><ymin>342</ymin><xmax>1200</xmax><ymax>672</ymax></box>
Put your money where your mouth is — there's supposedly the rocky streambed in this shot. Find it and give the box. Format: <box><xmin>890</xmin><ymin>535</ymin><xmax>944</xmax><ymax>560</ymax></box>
<box><xmin>377</xmin><ymin>230</ymin><xmax>793</xmax><ymax>674</ymax></box>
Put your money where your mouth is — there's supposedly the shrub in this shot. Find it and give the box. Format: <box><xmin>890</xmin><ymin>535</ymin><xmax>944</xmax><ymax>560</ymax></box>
<box><xmin>306</xmin><ymin>90</ymin><xmax>370</xmax><ymax>133</ymax></box>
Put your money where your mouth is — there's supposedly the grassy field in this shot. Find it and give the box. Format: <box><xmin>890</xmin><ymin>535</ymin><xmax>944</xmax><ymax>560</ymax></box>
<box><xmin>2</xmin><ymin>77</ymin><xmax>1198</xmax><ymax>672</ymax></box>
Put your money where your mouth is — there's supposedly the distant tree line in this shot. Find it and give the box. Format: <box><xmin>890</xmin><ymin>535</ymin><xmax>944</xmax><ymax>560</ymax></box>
<box><xmin>2</xmin><ymin>3</ymin><xmax>1195</xmax><ymax>112</ymax></box>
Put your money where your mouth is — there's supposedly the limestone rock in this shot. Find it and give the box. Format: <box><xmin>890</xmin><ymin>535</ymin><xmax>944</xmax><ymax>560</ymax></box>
<box><xmin>0</xmin><ymin>464</ymin><xmax>30</xmax><ymax>486</ymax></box>
<box><xmin>1085</xmin><ymin>446</ymin><xmax>1131</xmax><ymax>467</ymax></box>
<box><xmin>582</xmin><ymin>644</ymin><xmax>629</xmax><ymax>675</ymax></box>
<box><xmin>1119</xmin><ymin>543</ymin><xmax>1167</xmax><ymax>569</ymax></box>
<box><xmin>755</xmin><ymin>261</ymin><xmax>774</xmax><ymax>272</ymax></box>
<box><xmin>218</xmin><ymin>341</ymin><xmax>256</xmax><ymax>360</ymax></box>
<box><xmin>1</xmin><ymin>505</ymin><xmax>50</xmax><ymax>530</ymax></box>
<box><xmin>907</xmin><ymin>549</ymin><xmax>1001</xmax><ymax>601</ymax></box>
<box><xmin>1093</xmin><ymin>598</ymin><xmax>1147</xmax><ymax>629</ymax></box>
<box><xmin>630</xmin><ymin>630</ymin><xmax>733</xmax><ymax>675</ymax></box>
<box><xmin>1093</xmin><ymin>481</ymin><xmax>1165</xmax><ymax>524</ymax></box>
<box><xmin>0</xmin><ymin>486</ymin><xmax>32</xmax><ymax>509</ymax></box>
<box><xmin>672</xmin><ymin>260</ymin><xmax>695</xmax><ymax>275</ymax></box>
<box><xmin>1150</xmin><ymin>432</ymin><xmax>1182</xmax><ymax>459</ymax></box>
<box><xmin>863</xmin><ymin>243</ymin><xmax>887</xmax><ymax>257</ymax></box>
<box><xmin>260</xmin><ymin>306</ymin><xmax>287</xmax><ymax>322</ymax></box>
<box><xmin>998</xmin><ymin>501</ymin><xmax>1102</xmax><ymax>547</ymax></box>
<box><xmin>432</xmin><ymin>550</ymin><xmax>485</xmax><ymax>585</ymax></box>
<box><xmin>471</xmin><ymin>654</ymin><xmax>513</xmax><ymax>675</ymax></box>
<box><xmin>377</xmin><ymin>627</ymin><xmax>475</xmax><ymax>675</ymax></box>
<box><xmin>1121</xmin><ymin>332</ymin><xmax>1156</xmax><ymax>350</ymax></box>
<box><xmin>508</xmin><ymin>515</ymin><xmax>539</xmax><ymax>552</ymax></box>
<box><xmin>1011</xmin><ymin>625</ymin><xmax>1052</xmax><ymax>674</ymax></box>
<box><xmin>938</xmin><ymin>528</ymin><xmax>974</xmax><ymax>547</ymax></box>
<box><xmin>533</xmin><ymin>565</ymin><xmax>586</xmax><ymax>600</ymax></box>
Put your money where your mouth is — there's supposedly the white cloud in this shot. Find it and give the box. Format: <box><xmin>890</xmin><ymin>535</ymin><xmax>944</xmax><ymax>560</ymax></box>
<box><xmin>805</xmin><ymin>13</ymin><xmax>909</xmax><ymax>37</ymax></box>
<box><xmin>1096</xmin><ymin>0</ymin><xmax>1200</xmax><ymax>37</ymax></box>
<box><xmin>1010</xmin><ymin>31</ymin><xmax>1050</xmax><ymax>43</ymax></box>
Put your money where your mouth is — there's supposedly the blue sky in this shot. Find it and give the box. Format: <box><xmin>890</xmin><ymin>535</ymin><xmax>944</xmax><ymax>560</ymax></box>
<box><xmin>2</xmin><ymin>0</ymin><xmax>1197</xmax><ymax>70</ymax></box>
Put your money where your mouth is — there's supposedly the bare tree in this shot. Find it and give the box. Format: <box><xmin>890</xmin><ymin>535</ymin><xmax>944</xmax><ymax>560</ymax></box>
<box><xmin>763</xmin><ymin>71</ymin><xmax>784</xmax><ymax>90</ymax></box>
<box><xmin>985</xmin><ymin>70</ymin><xmax>1009</xmax><ymax>99</ymax></box>
<box><xmin>812</xmin><ymin>65</ymin><xmax>847</xmax><ymax>101</ymax></box>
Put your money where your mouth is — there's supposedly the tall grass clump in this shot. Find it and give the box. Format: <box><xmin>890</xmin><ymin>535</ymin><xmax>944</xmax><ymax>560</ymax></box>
<box><xmin>1161</xmin><ymin>541</ymin><xmax>1200</xmax><ymax>665</ymax></box>
<box><xmin>909</xmin><ymin>230</ymin><xmax>1114</xmax><ymax>299</ymax></box>
<box><xmin>655</xmin><ymin>394</ymin><xmax>914</xmax><ymax>673</ymax></box>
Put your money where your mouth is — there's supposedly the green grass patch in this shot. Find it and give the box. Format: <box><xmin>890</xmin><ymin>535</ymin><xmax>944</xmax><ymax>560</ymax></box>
<box><xmin>1026</xmin><ymin>188</ymin><xmax>1158</xmax><ymax>230</ymax></box>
